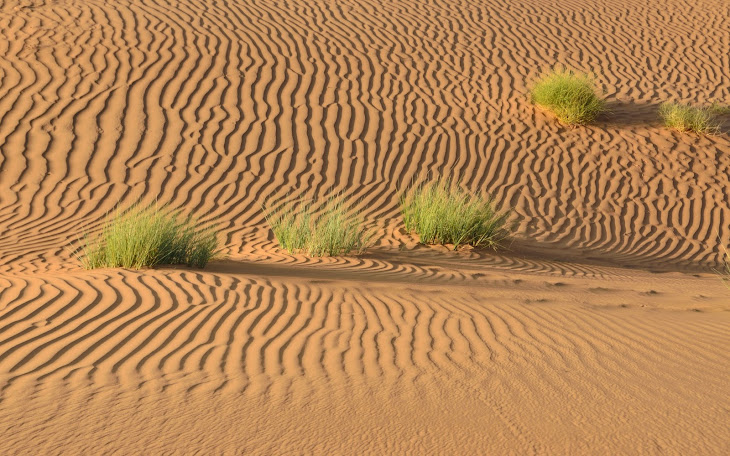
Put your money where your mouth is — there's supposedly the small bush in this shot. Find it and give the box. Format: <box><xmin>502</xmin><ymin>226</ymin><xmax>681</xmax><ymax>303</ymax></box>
<box><xmin>530</xmin><ymin>68</ymin><xmax>605</xmax><ymax>125</ymax></box>
<box><xmin>659</xmin><ymin>102</ymin><xmax>719</xmax><ymax>134</ymax></box>
<box><xmin>78</xmin><ymin>204</ymin><xmax>218</xmax><ymax>269</ymax></box>
<box><xmin>265</xmin><ymin>196</ymin><xmax>371</xmax><ymax>256</ymax></box>
<box><xmin>400</xmin><ymin>180</ymin><xmax>512</xmax><ymax>250</ymax></box>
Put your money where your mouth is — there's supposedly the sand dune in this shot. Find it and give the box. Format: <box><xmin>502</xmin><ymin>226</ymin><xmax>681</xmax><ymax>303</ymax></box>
<box><xmin>1</xmin><ymin>0</ymin><xmax>730</xmax><ymax>453</ymax></box>
<box><xmin>1</xmin><ymin>0</ymin><xmax>730</xmax><ymax>272</ymax></box>
<box><xmin>1</xmin><ymin>261</ymin><xmax>729</xmax><ymax>453</ymax></box>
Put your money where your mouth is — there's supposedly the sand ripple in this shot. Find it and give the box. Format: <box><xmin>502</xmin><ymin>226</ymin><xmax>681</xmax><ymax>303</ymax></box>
<box><xmin>1</xmin><ymin>0</ymin><xmax>730</xmax><ymax>453</ymax></box>
<box><xmin>0</xmin><ymin>0</ymin><xmax>729</xmax><ymax>272</ymax></box>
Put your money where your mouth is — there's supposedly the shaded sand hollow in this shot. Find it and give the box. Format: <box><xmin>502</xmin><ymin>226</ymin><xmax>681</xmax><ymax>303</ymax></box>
<box><xmin>0</xmin><ymin>0</ymin><xmax>729</xmax><ymax>453</ymax></box>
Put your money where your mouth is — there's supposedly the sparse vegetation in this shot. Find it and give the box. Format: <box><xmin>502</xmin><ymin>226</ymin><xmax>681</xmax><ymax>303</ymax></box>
<box><xmin>659</xmin><ymin>102</ymin><xmax>720</xmax><ymax>134</ymax></box>
<box><xmin>715</xmin><ymin>245</ymin><xmax>730</xmax><ymax>288</ymax></box>
<box><xmin>400</xmin><ymin>180</ymin><xmax>513</xmax><ymax>250</ymax></box>
<box><xmin>709</xmin><ymin>102</ymin><xmax>730</xmax><ymax>115</ymax></box>
<box><xmin>78</xmin><ymin>204</ymin><xmax>218</xmax><ymax>269</ymax></box>
<box><xmin>265</xmin><ymin>196</ymin><xmax>371</xmax><ymax>256</ymax></box>
<box><xmin>530</xmin><ymin>68</ymin><xmax>605</xmax><ymax>125</ymax></box>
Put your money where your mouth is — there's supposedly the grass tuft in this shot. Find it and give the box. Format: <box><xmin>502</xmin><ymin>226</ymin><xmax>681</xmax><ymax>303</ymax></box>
<box><xmin>530</xmin><ymin>68</ymin><xmax>605</xmax><ymax>125</ymax></box>
<box><xmin>265</xmin><ymin>196</ymin><xmax>371</xmax><ymax>257</ymax></box>
<box><xmin>659</xmin><ymin>102</ymin><xmax>719</xmax><ymax>135</ymax></box>
<box><xmin>400</xmin><ymin>180</ymin><xmax>513</xmax><ymax>250</ymax></box>
<box><xmin>78</xmin><ymin>204</ymin><xmax>218</xmax><ymax>269</ymax></box>
<box><xmin>709</xmin><ymin>102</ymin><xmax>730</xmax><ymax>115</ymax></box>
<box><xmin>714</xmin><ymin>245</ymin><xmax>730</xmax><ymax>289</ymax></box>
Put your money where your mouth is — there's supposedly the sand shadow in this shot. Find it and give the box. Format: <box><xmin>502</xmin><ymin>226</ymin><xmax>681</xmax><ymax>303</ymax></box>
<box><xmin>598</xmin><ymin>100</ymin><xmax>730</xmax><ymax>134</ymax></box>
<box><xmin>711</xmin><ymin>110</ymin><xmax>730</xmax><ymax>135</ymax></box>
<box><xmin>596</xmin><ymin>100</ymin><xmax>664</xmax><ymax>128</ymax></box>
<box><xmin>203</xmin><ymin>238</ymin><xmax>715</xmax><ymax>287</ymax></box>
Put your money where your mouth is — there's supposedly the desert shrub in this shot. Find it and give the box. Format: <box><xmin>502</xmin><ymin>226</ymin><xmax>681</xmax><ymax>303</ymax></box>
<box><xmin>400</xmin><ymin>180</ymin><xmax>512</xmax><ymax>250</ymax></box>
<box><xmin>659</xmin><ymin>102</ymin><xmax>719</xmax><ymax>134</ymax></box>
<box><xmin>265</xmin><ymin>196</ymin><xmax>371</xmax><ymax>256</ymax></box>
<box><xmin>78</xmin><ymin>204</ymin><xmax>218</xmax><ymax>269</ymax></box>
<box><xmin>530</xmin><ymin>68</ymin><xmax>605</xmax><ymax>125</ymax></box>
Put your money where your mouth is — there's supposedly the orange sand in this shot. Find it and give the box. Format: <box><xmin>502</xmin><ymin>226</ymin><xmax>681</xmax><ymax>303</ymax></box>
<box><xmin>1</xmin><ymin>0</ymin><xmax>729</xmax><ymax>453</ymax></box>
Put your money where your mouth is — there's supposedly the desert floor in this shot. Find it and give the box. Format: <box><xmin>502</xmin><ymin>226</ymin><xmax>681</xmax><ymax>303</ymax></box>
<box><xmin>1</xmin><ymin>0</ymin><xmax>729</xmax><ymax>454</ymax></box>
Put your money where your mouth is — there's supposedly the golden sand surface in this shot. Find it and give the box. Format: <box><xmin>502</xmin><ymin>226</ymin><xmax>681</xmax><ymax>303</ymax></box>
<box><xmin>1</xmin><ymin>0</ymin><xmax>729</xmax><ymax>453</ymax></box>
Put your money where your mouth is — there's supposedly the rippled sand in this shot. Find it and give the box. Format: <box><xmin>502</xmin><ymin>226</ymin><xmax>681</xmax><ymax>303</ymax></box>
<box><xmin>1</xmin><ymin>0</ymin><xmax>729</xmax><ymax>453</ymax></box>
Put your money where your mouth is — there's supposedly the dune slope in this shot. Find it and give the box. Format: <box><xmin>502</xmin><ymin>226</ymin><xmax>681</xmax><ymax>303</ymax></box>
<box><xmin>1</xmin><ymin>260</ymin><xmax>729</xmax><ymax>454</ymax></box>
<box><xmin>1</xmin><ymin>0</ymin><xmax>729</xmax><ymax>453</ymax></box>
<box><xmin>0</xmin><ymin>0</ymin><xmax>729</xmax><ymax>271</ymax></box>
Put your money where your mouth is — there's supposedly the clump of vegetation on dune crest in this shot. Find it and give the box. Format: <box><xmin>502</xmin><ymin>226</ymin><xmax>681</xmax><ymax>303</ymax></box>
<box><xmin>77</xmin><ymin>204</ymin><xmax>219</xmax><ymax>270</ymax></box>
<box><xmin>530</xmin><ymin>67</ymin><xmax>605</xmax><ymax>125</ymax></box>
<box><xmin>659</xmin><ymin>102</ymin><xmax>721</xmax><ymax>135</ymax></box>
<box><xmin>400</xmin><ymin>179</ymin><xmax>513</xmax><ymax>250</ymax></box>
<box><xmin>265</xmin><ymin>196</ymin><xmax>372</xmax><ymax>257</ymax></box>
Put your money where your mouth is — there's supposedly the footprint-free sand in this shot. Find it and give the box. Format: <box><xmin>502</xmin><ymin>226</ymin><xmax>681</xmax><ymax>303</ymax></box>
<box><xmin>1</xmin><ymin>0</ymin><xmax>729</xmax><ymax>453</ymax></box>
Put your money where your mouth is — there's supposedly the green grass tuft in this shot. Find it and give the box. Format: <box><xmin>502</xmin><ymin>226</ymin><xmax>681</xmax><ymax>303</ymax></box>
<box><xmin>78</xmin><ymin>204</ymin><xmax>219</xmax><ymax>269</ymax></box>
<box><xmin>530</xmin><ymin>68</ymin><xmax>605</xmax><ymax>125</ymax></box>
<box><xmin>659</xmin><ymin>102</ymin><xmax>719</xmax><ymax>135</ymax></box>
<box><xmin>400</xmin><ymin>180</ymin><xmax>513</xmax><ymax>250</ymax></box>
<box><xmin>709</xmin><ymin>102</ymin><xmax>730</xmax><ymax>115</ymax></box>
<box><xmin>714</xmin><ymin>245</ymin><xmax>730</xmax><ymax>289</ymax></box>
<box><xmin>265</xmin><ymin>196</ymin><xmax>372</xmax><ymax>257</ymax></box>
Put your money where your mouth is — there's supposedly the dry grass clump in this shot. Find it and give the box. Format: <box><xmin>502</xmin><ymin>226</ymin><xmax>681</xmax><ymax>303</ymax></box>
<box><xmin>400</xmin><ymin>180</ymin><xmax>512</xmax><ymax>250</ymax></box>
<box><xmin>78</xmin><ymin>204</ymin><xmax>218</xmax><ymax>269</ymax></box>
<box><xmin>659</xmin><ymin>102</ymin><xmax>720</xmax><ymax>134</ymax></box>
<box><xmin>530</xmin><ymin>68</ymin><xmax>605</xmax><ymax>125</ymax></box>
<box><xmin>265</xmin><ymin>196</ymin><xmax>371</xmax><ymax>256</ymax></box>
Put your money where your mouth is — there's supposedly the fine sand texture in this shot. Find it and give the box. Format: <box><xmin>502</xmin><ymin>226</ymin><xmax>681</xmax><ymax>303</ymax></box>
<box><xmin>1</xmin><ymin>0</ymin><xmax>730</xmax><ymax>453</ymax></box>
